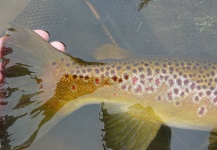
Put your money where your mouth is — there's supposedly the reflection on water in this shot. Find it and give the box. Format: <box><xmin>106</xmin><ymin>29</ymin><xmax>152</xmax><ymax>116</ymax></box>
<box><xmin>1</xmin><ymin>0</ymin><xmax>217</xmax><ymax>150</ymax></box>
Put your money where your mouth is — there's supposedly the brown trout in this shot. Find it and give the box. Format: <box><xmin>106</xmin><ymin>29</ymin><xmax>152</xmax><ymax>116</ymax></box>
<box><xmin>0</xmin><ymin>22</ymin><xmax>217</xmax><ymax>149</ymax></box>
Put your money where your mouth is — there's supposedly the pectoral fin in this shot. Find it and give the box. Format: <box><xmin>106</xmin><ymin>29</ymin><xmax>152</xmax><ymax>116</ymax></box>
<box><xmin>208</xmin><ymin>128</ymin><xmax>217</xmax><ymax>150</ymax></box>
<box><xmin>100</xmin><ymin>103</ymin><xmax>170</xmax><ymax>150</ymax></box>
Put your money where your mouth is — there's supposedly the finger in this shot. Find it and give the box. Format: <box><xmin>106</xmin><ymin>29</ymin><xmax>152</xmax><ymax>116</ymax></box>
<box><xmin>0</xmin><ymin>72</ymin><xmax>3</xmax><ymax>83</ymax></box>
<box><xmin>0</xmin><ymin>37</ymin><xmax>3</xmax><ymax>58</ymax></box>
<box><xmin>0</xmin><ymin>37</ymin><xmax>3</xmax><ymax>82</ymax></box>
<box><xmin>50</xmin><ymin>41</ymin><xmax>66</xmax><ymax>52</ymax></box>
<box><xmin>34</xmin><ymin>30</ymin><xmax>50</xmax><ymax>41</ymax></box>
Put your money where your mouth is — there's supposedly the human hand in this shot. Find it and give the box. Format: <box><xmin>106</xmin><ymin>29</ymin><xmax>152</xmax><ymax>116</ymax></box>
<box><xmin>0</xmin><ymin>29</ymin><xmax>66</xmax><ymax>81</ymax></box>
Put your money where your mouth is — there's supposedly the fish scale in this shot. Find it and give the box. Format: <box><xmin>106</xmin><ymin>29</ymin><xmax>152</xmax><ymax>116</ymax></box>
<box><xmin>51</xmin><ymin>56</ymin><xmax>217</xmax><ymax>120</ymax></box>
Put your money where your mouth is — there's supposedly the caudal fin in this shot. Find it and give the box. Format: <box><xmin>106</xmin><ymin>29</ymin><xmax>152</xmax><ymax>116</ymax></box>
<box><xmin>0</xmin><ymin>22</ymin><xmax>73</xmax><ymax>150</ymax></box>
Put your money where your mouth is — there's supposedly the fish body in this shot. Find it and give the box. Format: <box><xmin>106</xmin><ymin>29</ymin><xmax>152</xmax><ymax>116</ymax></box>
<box><xmin>0</xmin><ymin>23</ymin><xmax>217</xmax><ymax>149</ymax></box>
<box><xmin>48</xmin><ymin>56</ymin><xmax>217</xmax><ymax>130</ymax></box>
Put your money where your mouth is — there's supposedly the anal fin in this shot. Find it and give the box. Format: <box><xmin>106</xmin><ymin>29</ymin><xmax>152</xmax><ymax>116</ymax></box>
<box><xmin>209</xmin><ymin>128</ymin><xmax>217</xmax><ymax>150</ymax></box>
<box><xmin>100</xmin><ymin>103</ymin><xmax>171</xmax><ymax>150</ymax></box>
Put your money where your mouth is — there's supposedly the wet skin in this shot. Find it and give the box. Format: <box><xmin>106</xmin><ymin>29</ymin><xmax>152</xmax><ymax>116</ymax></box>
<box><xmin>0</xmin><ymin>29</ymin><xmax>65</xmax><ymax>81</ymax></box>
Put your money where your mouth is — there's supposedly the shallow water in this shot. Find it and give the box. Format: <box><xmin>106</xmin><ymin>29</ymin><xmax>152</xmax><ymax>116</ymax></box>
<box><xmin>1</xmin><ymin>0</ymin><xmax>217</xmax><ymax>150</ymax></box>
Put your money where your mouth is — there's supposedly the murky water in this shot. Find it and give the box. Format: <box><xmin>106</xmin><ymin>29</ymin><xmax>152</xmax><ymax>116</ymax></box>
<box><xmin>0</xmin><ymin>0</ymin><xmax>29</xmax><ymax>34</ymax></box>
<box><xmin>1</xmin><ymin>0</ymin><xmax>217</xmax><ymax>150</ymax></box>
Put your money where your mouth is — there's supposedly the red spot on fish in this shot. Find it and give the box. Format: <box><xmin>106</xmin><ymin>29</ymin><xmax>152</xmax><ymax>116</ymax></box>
<box><xmin>157</xmin><ymin>96</ymin><xmax>162</xmax><ymax>100</ymax></box>
<box><xmin>95</xmin><ymin>78</ymin><xmax>100</xmax><ymax>84</ymax></box>
<box><xmin>213</xmin><ymin>97</ymin><xmax>217</xmax><ymax>105</ymax></box>
<box><xmin>198</xmin><ymin>92</ymin><xmax>203</xmax><ymax>97</ymax></box>
<box><xmin>121</xmin><ymin>84</ymin><xmax>126</xmax><ymax>90</ymax></box>
<box><xmin>132</xmin><ymin>77</ymin><xmax>138</xmax><ymax>84</ymax></box>
<box><xmin>180</xmin><ymin>92</ymin><xmax>185</xmax><ymax>97</ymax></box>
<box><xmin>173</xmin><ymin>88</ymin><xmax>179</xmax><ymax>95</ymax></box>
<box><xmin>167</xmin><ymin>91</ymin><xmax>173</xmax><ymax>101</ymax></box>
<box><xmin>135</xmin><ymin>85</ymin><xmax>142</xmax><ymax>93</ymax></box>
<box><xmin>113</xmin><ymin>92</ymin><xmax>117</xmax><ymax>96</ymax></box>
<box><xmin>197</xmin><ymin>106</ymin><xmax>206</xmax><ymax>116</ymax></box>
<box><xmin>145</xmin><ymin>86</ymin><xmax>155</xmax><ymax>92</ymax></box>
<box><xmin>175</xmin><ymin>101</ymin><xmax>180</xmax><ymax>106</ymax></box>
<box><xmin>148</xmin><ymin>77</ymin><xmax>153</xmax><ymax>82</ymax></box>
<box><xmin>71</xmin><ymin>85</ymin><xmax>77</xmax><ymax>91</ymax></box>
<box><xmin>155</xmin><ymin>79</ymin><xmax>160</xmax><ymax>86</ymax></box>
<box><xmin>194</xmin><ymin>96</ymin><xmax>199</xmax><ymax>102</ymax></box>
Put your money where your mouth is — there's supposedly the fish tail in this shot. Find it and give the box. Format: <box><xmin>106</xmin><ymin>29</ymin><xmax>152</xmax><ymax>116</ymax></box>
<box><xmin>0</xmin><ymin>22</ymin><xmax>73</xmax><ymax>149</ymax></box>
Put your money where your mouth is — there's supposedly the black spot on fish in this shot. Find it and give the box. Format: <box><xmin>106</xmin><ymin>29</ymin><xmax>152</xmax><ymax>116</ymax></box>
<box><xmin>84</xmin><ymin>76</ymin><xmax>89</xmax><ymax>80</ymax></box>
<box><xmin>112</xmin><ymin>76</ymin><xmax>118</xmax><ymax>82</ymax></box>
<box><xmin>106</xmin><ymin>66</ymin><xmax>110</xmax><ymax>70</ymax></box>
<box><xmin>138</xmin><ymin>67</ymin><xmax>144</xmax><ymax>72</ymax></box>
<box><xmin>168</xmin><ymin>62</ymin><xmax>172</xmax><ymax>65</ymax></box>
<box><xmin>132</xmin><ymin>69</ymin><xmax>137</xmax><ymax>73</ymax></box>
<box><xmin>95</xmin><ymin>68</ymin><xmax>99</xmax><ymax>74</ymax></box>
<box><xmin>155</xmin><ymin>62</ymin><xmax>160</xmax><ymax>66</ymax></box>
<box><xmin>124</xmin><ymin>74</ymin><xmax>129</xmax><ymax>80</ymax></box>
<box><xmin>73</xmin><ymin>75</ymin><xmax>77</xmax><ymax>79</ymax></box>
<box><xmin>126</xmin><ymin>66</ymin><xmax>131</xmax><ymax>70</ymax></box>
<box><xmin>87</xmin><ymin>68</ymin><xmax>92</xmax><ymax>72</ymax></box>
<box><xmin>116</xmin><ymin>66</ymin><xmax>121</xmax><ymax>70</ymax></box>
<box><xmin>197</xmin><ymin>85</ymin><xmax>201</xmax><ymax>90</ymax></box>
<box><xmin>211</xmin><ymin>71</ymin><xmax>215</xmax><ymax>76</ymax></box>
<box><xmin>163</xmin><ymin>63</ymin><xmax>167</xmax><ymax>67</ymax></box>
<box><xmin>169</xmin><ymin>67</ymin><xmax>174</xmax><ymax>73</ymax></box>
<box><xmin>66</xmin><ymin>63</ymin><xmax>70</xmax><ymax>67</ymax></box>
<box><xmin>118</xmin><ymin>78</ymin><xmax>123</xmax><ymax>83</ymax></box>
<box><xmin>52</xmin><ymin>62</ymin><xmax>57</xmax><ymax>66</ymax></box>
